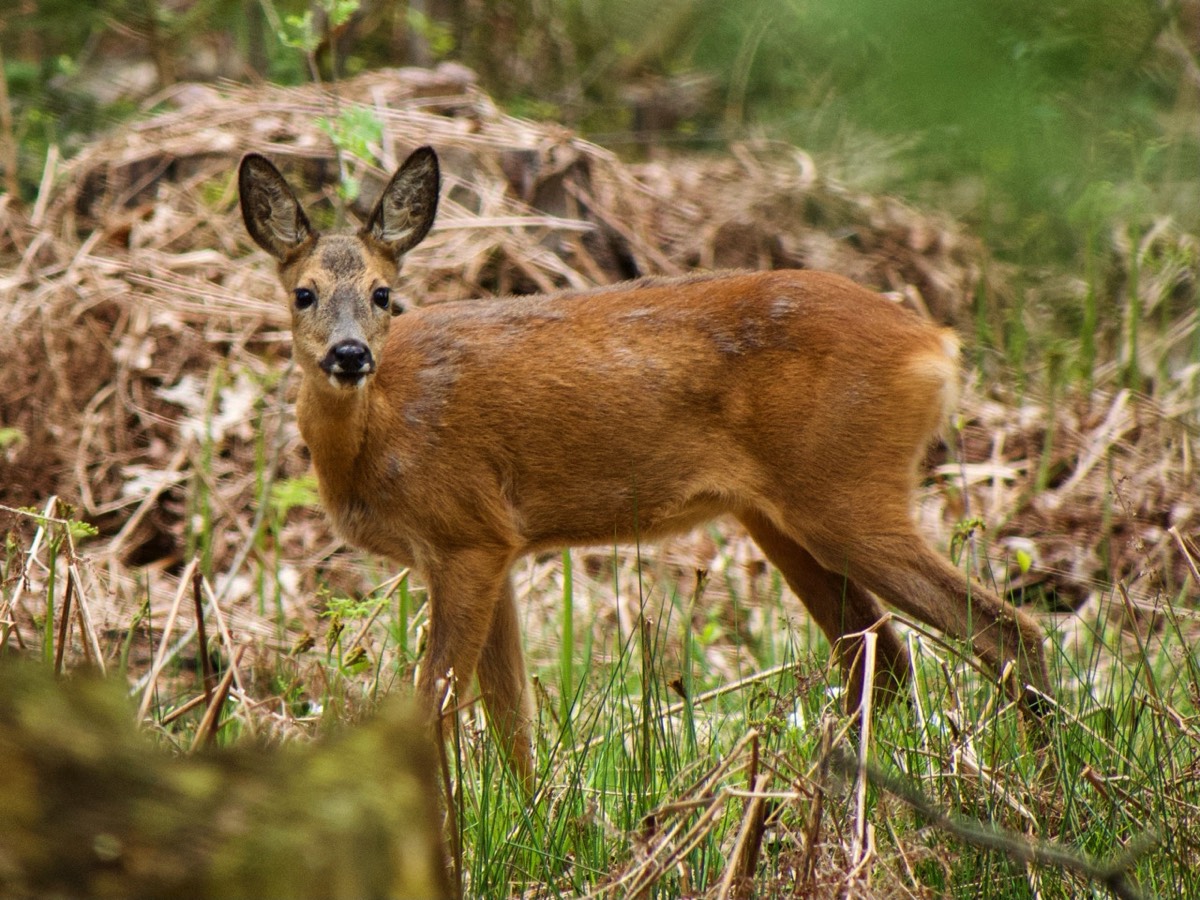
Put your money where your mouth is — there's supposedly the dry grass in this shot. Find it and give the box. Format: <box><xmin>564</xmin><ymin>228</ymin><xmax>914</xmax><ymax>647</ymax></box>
<box><xmin>0</xmin><ymin>64</ymin><xmax>1196</xmax><ymax>898</ymax></box>
<box><xmin>0</xmin><ymin>63</ymin><xmax>1024</xmax><ymax>653</ymax></box>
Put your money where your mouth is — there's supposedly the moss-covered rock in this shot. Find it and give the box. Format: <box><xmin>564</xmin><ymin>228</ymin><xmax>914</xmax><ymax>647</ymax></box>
<box><xmin>0</xmin><ymin>662</ymin><xmax>451</xmax><ymax>899</ymax></box>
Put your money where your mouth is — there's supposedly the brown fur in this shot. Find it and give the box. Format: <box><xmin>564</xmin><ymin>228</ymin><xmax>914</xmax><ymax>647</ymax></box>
<box><xmin>239</xmin><ymin>148</ymin><xmax>1051</xmax><ymax>787</ymax></box>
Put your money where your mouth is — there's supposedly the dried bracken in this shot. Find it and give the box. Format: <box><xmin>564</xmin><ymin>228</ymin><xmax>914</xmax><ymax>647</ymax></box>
<box><xmin>0</xmin><ymin>63</ymin><xmax>1195</xmax><ymax>736</ymax></box>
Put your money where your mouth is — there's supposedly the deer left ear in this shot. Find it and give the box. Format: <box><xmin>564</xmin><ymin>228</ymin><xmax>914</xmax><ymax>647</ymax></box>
<box><xmin>363</xmin><ymin>146</ymin><xmax>440</xmax><ymax>261</ymax></box>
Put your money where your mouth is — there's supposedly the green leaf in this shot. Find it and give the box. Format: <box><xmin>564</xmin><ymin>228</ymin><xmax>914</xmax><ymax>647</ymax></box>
<box><xmin>325</xmin><ymin>0</ymin><xmax>360</xmax><ymax>30</ymax></box>
<box><xmin>278</xmin><ymin>11</ymin><xmax>318</xmax><ymax>52</ymax></box>
<box><xmin>68</xmin><ymin>519</ymin><xmax>99</xmax><ymax>541</ymax></box>
<box><xmin>321</xmin><ymin>594</ymin><xmax>377</xmax><ymax>620</ymax></box>
<box><xmin>0</xmin><ymin>427</ymin><xmax>25</xmax><ymax>450</ymax></box>
<box><xmin>269</xmin><ymin>475</ymin><xmax>320</xmax><ymax>517</ymax></box>
<box><xmin>317</xmin><ymin>107</ymin><xmax>383</xmax><ymax>165</ymax></box>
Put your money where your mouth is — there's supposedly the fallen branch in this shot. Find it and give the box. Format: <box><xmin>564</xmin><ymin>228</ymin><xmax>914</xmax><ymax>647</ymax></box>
<box><xmin>826</xmin><ymin>746</ymin><xmax>1157</xmax><ymax>900</ymax></box>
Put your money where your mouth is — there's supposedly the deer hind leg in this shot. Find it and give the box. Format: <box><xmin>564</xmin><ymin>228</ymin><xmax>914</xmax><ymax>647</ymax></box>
<box><xmin>811</xmin><ymin>524</ymin><xmax>1050</xmax><ymax>709</ymax></box>
<box><xmin>476</xmin><ymin>574</ymin><xmax>535</xmax><ymax>791</ymax></box>
<box><xmin>739</xmin><ymin>511</ymin><xmax>910</xmax><ymax>710</ymax></box>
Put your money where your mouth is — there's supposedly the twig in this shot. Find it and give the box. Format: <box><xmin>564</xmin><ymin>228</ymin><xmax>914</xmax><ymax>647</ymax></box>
<box><xmin>53</xmin><ymin>564</ymin><xmax>74</xmax><ymax>675</ymax></box>
<box><xmin>1168</xmin><ymin>526</ymin><xmax>1200</xmax><ymax>588</ymax></box>
<box><xmin>849</xmin><ymin>631</ymin><xmax>878</xmax><ymax>875</ymax></box>
<box><xmin>193</xmin><ymin>566</ymin><xmax>215</xmax><ymax>707</ymax></box>
<box><xmin>716</xmin><ymin>771</ymin><xmax>770</xmax><ymax>900</ymax></box>
<box><xmin>71</xmin><ymin>571</ymin><xmax>90</xmax><ymax>665</ymax></box>
<box><xmin>624</xmin><ymin>784</ymin><xmax>732</xmax><ymax>896</ymax></box>
<box><xmin>433</xmin><ymin>671</ymin><xmax>464</xmax><ymax>900</ymax></box>
<box><xmin>68</xmin><ymin>561</ymin><xmax>106</xmax><ymax>674</ymax></box>
<box><xmin>137</xmin><ymin>557</ymin><xmax>198</xmax><ymax>721</ymax></box>
<box><xmin>159</xmin><ymin>690</ymin><xmax>209</xmax><ymax>726</ymax></box>
<box><xmin>343</xmin><ymin>571</ymin><xmax>409</xmax><ymax>653</ymax></box>
<box><xmin>30</xmin><ymin>143</ymin><xmax>58</xmax><ymax>229</ymax></box>
<box><xmin>825</xmin><ymin>747</ymin><xmax>1157</xmax><ymax>900</ymax></box>
<box><xmin>4</xmin><ymin>495</ymin><xmax>58</xmax><ymax>621</ymax></box>
<box><xmin>0</xmin><ymin>509</ymin><xmax>102</xmax><ymax>670</ymax></box>
<box><xmin>797</xmin><ymin>719</ymin><xmax>834</xmax><ymax>890</ymax></box>
<box><xmin>588</xmin><ymin>730</ymin><xmax>760</xmax><ymax>899</ymax></box>
<box><xmin>189</xmin><ymin>645</ymin><xmax>246</xmax><ymax>751</ymax></box>
<box><xmin>198</xmin><ymin>573</ymin><xmax>257</xmax><ymax>740</ymax></box>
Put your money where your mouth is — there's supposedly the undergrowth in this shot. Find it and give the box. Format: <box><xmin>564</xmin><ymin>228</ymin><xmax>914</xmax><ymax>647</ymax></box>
<box><xmin>2</xmin><ymin>12</ymin><xmax>1198</xmax><ymax>892</ymax></box>
<box><xmin>2</xmin><ymin>482</ymin><xmax>1198</xmax><ymax>897</ymax></box>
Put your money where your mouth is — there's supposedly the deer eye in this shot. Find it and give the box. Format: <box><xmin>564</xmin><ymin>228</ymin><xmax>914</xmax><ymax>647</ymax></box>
<box><xmin>372</xmin><ymin>286</ymin><xmax>391</xmax><ymax>310</ymax></box>
<box><xmin>294</xmin><ymin>288</ymin><xmax>316</xmax><ymax>310</ymax></box>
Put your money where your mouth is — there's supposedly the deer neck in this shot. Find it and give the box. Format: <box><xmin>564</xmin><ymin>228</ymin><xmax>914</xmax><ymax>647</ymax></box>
<box><xmin>296</xmin><ymin>375</ymin><xmax>378</xmax><ymax>494</ymax></box>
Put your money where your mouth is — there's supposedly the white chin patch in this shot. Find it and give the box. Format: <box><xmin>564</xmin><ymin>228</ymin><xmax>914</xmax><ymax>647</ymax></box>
<box><xmin>328</xmin><ymin>372</ymin><xmax>368</xmax><ymax>390</ymax></box>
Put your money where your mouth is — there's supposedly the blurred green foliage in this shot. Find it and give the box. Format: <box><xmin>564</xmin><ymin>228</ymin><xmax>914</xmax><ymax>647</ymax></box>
<box><xmin>718</xmin><ymin>0</ymin><xmax>1199</xmax><ymax>261</ymax></box>
<box><xmin>3</xmin><ymin>0</ymin><xmax>1197</xmax><ymax>268</ymax></box>
<box><xmin>473</xmin><ymin>0</ymin><xmax>1197</xmax><ymax>264</ymax></box>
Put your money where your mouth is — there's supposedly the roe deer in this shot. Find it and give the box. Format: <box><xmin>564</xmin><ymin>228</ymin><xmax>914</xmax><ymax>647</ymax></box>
<box><xmin>238</xmin><ymin>147</ymin><xmax>1050</xmax><ymax>786</ymax></box>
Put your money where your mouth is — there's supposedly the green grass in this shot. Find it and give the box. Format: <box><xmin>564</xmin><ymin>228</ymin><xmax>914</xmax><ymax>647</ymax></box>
<box><xmin>442</xmin><ymin>558</ymin><xmax>1200</xmax><ymax>897</ymax></box>
<box><xmin>3</xmin><ymin>161</ymin><xmax>1197</xmax><ymax>895</ymax></box>
<box><xmin>5</xmin><ymin>486</ymin><xmax>1197</xmax><ymax>897</ymax></box>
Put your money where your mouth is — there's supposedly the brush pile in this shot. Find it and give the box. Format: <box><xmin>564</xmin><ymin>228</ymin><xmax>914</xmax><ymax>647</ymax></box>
<box><xmin>0</xmin><ymin>63</ymin><xmax>1195</xmax><ymax>684</ymax></box>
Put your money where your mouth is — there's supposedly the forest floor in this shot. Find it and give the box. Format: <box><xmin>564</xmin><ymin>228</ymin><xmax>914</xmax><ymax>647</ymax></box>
<box><xmin>1</xmin><ymin>67</ymin><xmax>1197</xmax><ymax>897</ymax></box>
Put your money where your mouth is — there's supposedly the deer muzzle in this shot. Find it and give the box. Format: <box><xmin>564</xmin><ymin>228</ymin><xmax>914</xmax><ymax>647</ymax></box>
<box><xmin>320</xmin><ymin>340</ymin><xmax>375</xmax><ymax>388</ymax></box>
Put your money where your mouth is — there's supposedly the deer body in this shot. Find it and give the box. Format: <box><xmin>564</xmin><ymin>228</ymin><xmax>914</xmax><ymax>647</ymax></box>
<box><xmin>302</xmin><ymin>272</ymin><xmax>955</xmax><ymax>560</ymax></box>
<box><xmin>239</xmin><ymin>148</ymin><xmax>1050</xmax><ymax>787</ymax></box>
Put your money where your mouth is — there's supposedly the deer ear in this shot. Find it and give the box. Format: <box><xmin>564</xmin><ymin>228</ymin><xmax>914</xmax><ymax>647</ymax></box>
<box><xmin>238</xmin><ymin>154</ymin><xmax>314</xmax><ymax>260</ymax></box>
<box><xmin>363</xmin><ymin>146</ymin><xmax>440</xmax><ymax>260</ymax></box>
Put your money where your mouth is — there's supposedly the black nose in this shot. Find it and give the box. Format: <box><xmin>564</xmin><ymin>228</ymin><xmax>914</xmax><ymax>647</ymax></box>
<box><xmin>321</xmin><ymin>340</ymin><xmax>374</xmax><ymax>376</ymax></box>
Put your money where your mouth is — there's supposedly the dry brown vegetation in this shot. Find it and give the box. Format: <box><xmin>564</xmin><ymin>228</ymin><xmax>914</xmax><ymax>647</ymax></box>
<box><xmin>0</xmin><ymin>64</ymin><xmax>1196</xmax><ymax>897</ymax></box>
<box><xmin>2</xmin><ymin>64</ymin><xmax>1192</xmax><ymax>632</ymax></box>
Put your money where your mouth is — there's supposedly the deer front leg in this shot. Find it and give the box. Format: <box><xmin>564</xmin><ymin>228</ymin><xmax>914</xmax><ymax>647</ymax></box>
<box><xmin>417</xmin><ymin>547</ymin><xmax>514</xmax><ymax>758</ymax></box>
<box><xmin>476</xmin><ymin>575</ymin><xmax>535</xmax><ymax>791</ymax></box>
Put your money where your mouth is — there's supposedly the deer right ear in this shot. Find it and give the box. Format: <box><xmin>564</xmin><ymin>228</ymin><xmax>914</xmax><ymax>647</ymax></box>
<box><xmin>238</xmin><ymin>154</ymin><xmax>314</xmax><ymax>261</ymax></box>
